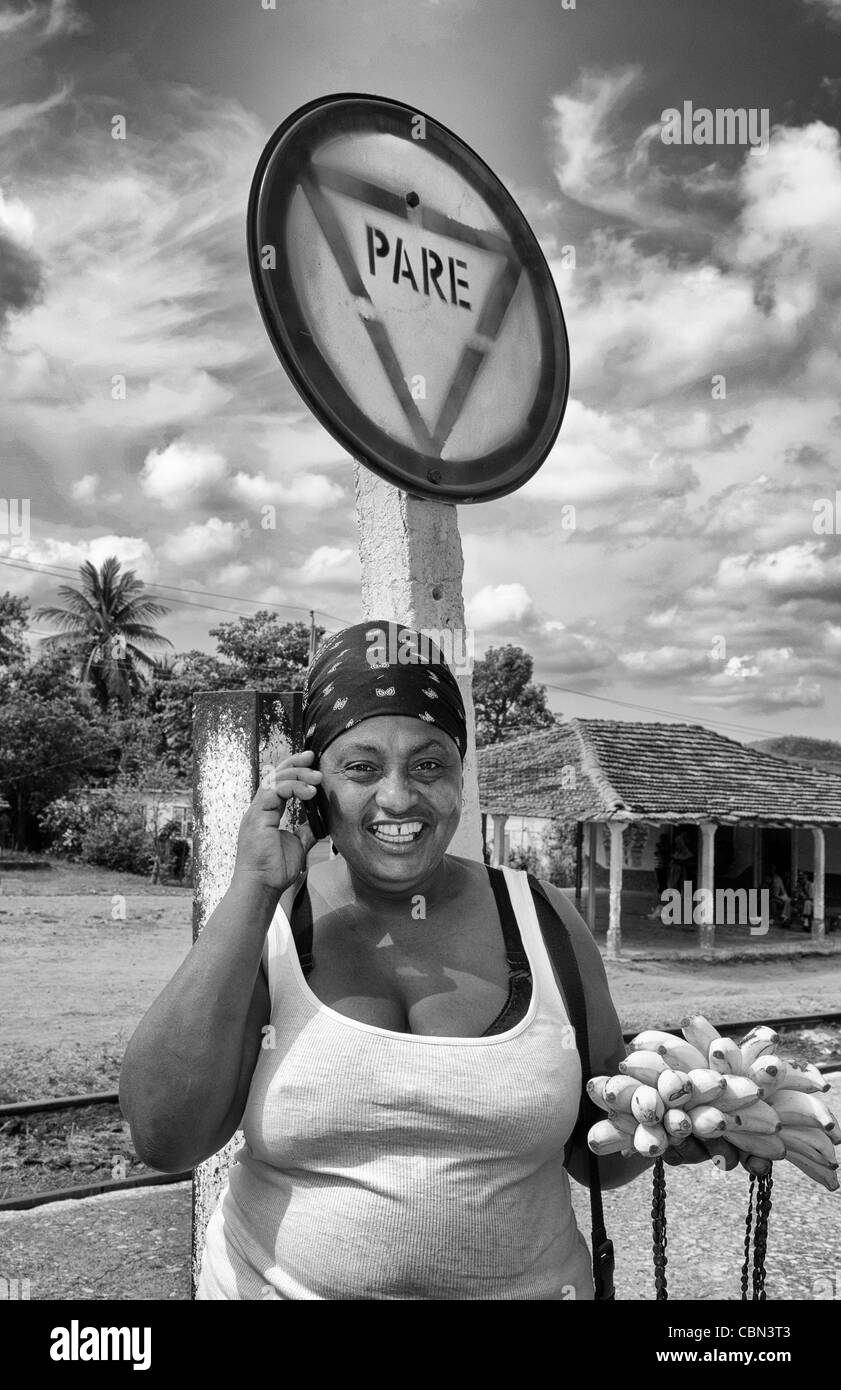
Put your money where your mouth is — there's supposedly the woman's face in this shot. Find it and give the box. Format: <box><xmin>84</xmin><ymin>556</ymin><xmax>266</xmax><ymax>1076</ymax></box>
<box><xmin>318</xmin><ymin>715</ymin><xmax>462</xmax><ymax>889</ymax></box>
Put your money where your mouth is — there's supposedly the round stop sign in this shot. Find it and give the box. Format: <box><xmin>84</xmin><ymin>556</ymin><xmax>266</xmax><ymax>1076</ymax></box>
<box><xmin>248</xmin><ymin>93</ymin><xmax>569</xmax><ymax>504</ymax></box>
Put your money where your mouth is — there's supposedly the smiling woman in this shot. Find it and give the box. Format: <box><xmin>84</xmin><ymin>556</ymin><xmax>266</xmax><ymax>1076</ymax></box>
<box><xmin>119</xmin><ymin>621</ymin><xmax>665</xmax><ymax>1301</ymax></box>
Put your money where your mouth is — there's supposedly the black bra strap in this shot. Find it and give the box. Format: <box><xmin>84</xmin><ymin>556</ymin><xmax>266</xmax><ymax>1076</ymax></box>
<box><xmin>291</xmin><ymin>864</ymin><xmax>531</xmax><ymax>983</ymax></box>
<box><xmin>485</xmin><ymin>865</ymin><xmax>530</xmax><ymax>972</ymax></box>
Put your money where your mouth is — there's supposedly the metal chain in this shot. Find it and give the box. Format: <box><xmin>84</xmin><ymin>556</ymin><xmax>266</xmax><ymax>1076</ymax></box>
<box><xmin>751</xmin><ymin>1171</ymin><xmax>773</xmax><ymax>1300</ymax></box>
<box><xmin>740</xmin><ymin>1168</ymin><xmax>774</xmax><ymax>1299</ymax></box>
<box><xmin>740</xmin><ymin>1174</ymin><xmax>756</xmax><ymax>1299</ymax></box>
<box><xmin>652</xmin><ymin>1157</ymin><xmax>668</xmax><ymax>1300</ymax></box>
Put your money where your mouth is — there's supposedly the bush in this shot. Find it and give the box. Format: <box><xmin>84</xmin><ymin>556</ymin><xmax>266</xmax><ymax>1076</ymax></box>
<box><xmin>507</xmin><ymin>844</ymin><xmax>541</xmax><ymax>875</ymax></box>
<box><xmin>541</xmin><ymin>822</ymin><xmax>577</xmax><ymax>887</ymax></box>
<box><xmin>39</xmin><ymin>790</ymin><xmax>153</xmax><ymax>875</ymax></box>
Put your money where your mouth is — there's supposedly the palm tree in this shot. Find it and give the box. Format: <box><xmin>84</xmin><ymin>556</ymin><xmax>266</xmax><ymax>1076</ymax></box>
<box><xmin>35</xmin><ymin>557</ymin><xmax>173</xmax><ymax>709</ymax></box>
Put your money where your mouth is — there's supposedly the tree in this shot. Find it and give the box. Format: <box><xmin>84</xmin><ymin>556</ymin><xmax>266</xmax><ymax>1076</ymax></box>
<box><xmin>0</xmin><ymin>592</ymin><xmax>29</xmax><ymax>668</ymax></box>
<box><xmin>472</xmin><ymin>645</ymin><xmax>558</xmax><ymax>746</ymax></box>
<box><xmin>0</xmin><ymin>653</ymin><xmax>117</xmax><ymax>848</ymax></box>
<box><xmin>143</xmin><ymin>650</ymin><xmax>240</xmax><ymax>783</ymax></box>
<box><xmin>34</xmin><ymin>557</ymin><xmax>173</xmax><ymax>709</ymax></box>
<box><xmin>208</xmin><ymin>613</ymin><xmax>323</xmax><ymax>687</ymax></box>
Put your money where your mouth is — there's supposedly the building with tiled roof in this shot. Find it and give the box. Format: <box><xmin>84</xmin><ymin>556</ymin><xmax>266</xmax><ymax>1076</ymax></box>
<box><xmin>477</xmin><ymin>719</ymin><xmax>841</xmax><ymax>957</ymax></box>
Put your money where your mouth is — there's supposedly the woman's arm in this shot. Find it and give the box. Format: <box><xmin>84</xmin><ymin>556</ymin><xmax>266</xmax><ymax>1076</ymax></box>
<box><xmin>538</xmin><ymin>880</ymin><xmax>652</xmax><ymax>1191</ymax></box>
<box><xmin>119</xmin><ymin>753</ymin><xmax>320</xmax><ymax>1172</ymax></box>
<box><xmin>538</xmin><ymin>880</ymin><xmax>745</xmax><ymax>1188</ymax></box>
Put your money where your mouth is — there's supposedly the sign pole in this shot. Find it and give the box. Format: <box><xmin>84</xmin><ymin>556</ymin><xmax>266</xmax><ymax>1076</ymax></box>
<box><xmin>354</xmin><ymin>465</ymin><xmax>482</xmax><ymax>861</ymax></box>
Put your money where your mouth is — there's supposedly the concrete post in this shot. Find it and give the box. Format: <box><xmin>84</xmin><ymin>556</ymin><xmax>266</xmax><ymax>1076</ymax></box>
<box><xmin>191</xmin><ymin>690</ymin><xmax>301</xmax><ymax>1297</ymax></box>
<box><xmin>492</xmin><ymin>813</ymin><xmax>508</xmax><ymax>867</ymax></box>
<box><xmin>354</xmin><ymin>466</ymin><xmax>482</xmax><ymax>861</ymax></box>
<box><xmin>791</xmin><ymin>827</ymin><xmax>799</xmax><ymax>892</ymax></box>
<box><xmin>586</xmin><ymin>822</ymin><xmax>598</xmax><ymax>933</ymax></box>
<box><xmin>811</xmin><ymin>825</ymin><xmax>826</xmax><ymax>939</ymax></box>
<box><xmin>698</xmin><ymin>820</ymin><xmax>717</xmax><ymax>950</ymax></box>
<box><xmin>606</xmin><ymin>822</ymin><xmax>625</xmax><ymax>961</ymax></box>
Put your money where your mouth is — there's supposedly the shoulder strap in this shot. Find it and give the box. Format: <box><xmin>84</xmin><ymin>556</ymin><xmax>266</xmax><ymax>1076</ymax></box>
<box><xmin>526</xmin><ymin>872</ymin><xmax>615</xmax><ymax>1302</ymax></box>
<box><xmin>289</xmin><ymin>872</ymin><xmax>314</xmax><ymax>978</ymax></box>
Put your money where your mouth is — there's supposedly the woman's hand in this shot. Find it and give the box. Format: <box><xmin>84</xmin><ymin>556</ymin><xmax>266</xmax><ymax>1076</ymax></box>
<box><xmin>232</xmin><ymin>750</ymin><xmax>323</xmax><ymax>895</ymax></box>
<box><xmin>662</xmin><ymin>1136</ymin><xmax>771</xmax><ymax>1177</ymax></box>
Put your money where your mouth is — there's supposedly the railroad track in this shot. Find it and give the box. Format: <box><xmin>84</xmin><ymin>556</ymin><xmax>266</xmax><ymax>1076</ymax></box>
<box><xmin>2</xmin><ymin>1011</ymin><xmax>840</xmax><ymax>1213</ymax></box>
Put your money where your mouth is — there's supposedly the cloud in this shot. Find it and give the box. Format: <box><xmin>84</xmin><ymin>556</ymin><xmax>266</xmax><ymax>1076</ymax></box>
<box><xmin>299</xmin><ymin>546</ymin><xmax>358</xmax><ymax>585</ymax></box>
<box><xmin>0</xmin><ymin>189</ymin><xmax>42</xmax><ymax>326</ymax></box>
<box><xmin>230</xmin><ymin>470</ymin><xmax>345</xmax><ymax>510</ymax></box>
<box><xmin>800</xmin><ymin>0</ymin><xmax>841</xmax><ymax>21</ymax></box>
<box><xmin>707</xmin><ymin>542</ymin><xmax>841</xmax><ymax>601</ymax></box>
<box><xmin>12</xmin><ymin>532</ymin><xmax>158</xmax><ymax>577</ymax></box>
<box><xmin>161</xmin><ymin>517</ymin><xmax>251</xmax><ymax>567</ymax></box>
<box><xmin>139</xmin><ymin>440</ymin><xmax>228</xmax><ymax>511</ymax></box>
<box><xmin>70</xmin><ymin>473</ymin><xmax>98</xmax><ymax>503</ymax></box>
<box><xmin>0</xmin><ymin>0</ymin><xmax>87</xmax><ymax>40</ymax></box>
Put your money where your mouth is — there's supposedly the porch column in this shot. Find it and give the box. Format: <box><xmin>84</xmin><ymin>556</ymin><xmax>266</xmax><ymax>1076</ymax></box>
<box><xmin>698</xmin><ymin>820</ymin><xmax>717</xmax><ymax>950</ymax></box>
<box><xmin>574</xmin><ymin>821</ymin><xmax>583</xmax><ymax>908</ymax></box>
<box><xmin>492</xmin><ymin>814</ymin><xmax>508</xmax><ymax>868</ymax></box>
<box><xmin>790</xmin><ymin>828</ymin><xmax>799</xmax><ymax>889</ymax></box>
<box><xmin>811</xmin><ymin>826</ymin><xmax>826</xmax><ymax>939</ymax></box>
<box><xmin>587</xmin><ymin>822</ymin><xmax>598</xmax><ymax>933</ymax></box>
<box><xmin>753</xmin><ymin>825</ymin><xmax>762</xmax><ymax>887</ymax></box>
<box><xmin>606</xmin><ymin>822</ymin><xmax>625</xmax><ymax>961</ymax></box>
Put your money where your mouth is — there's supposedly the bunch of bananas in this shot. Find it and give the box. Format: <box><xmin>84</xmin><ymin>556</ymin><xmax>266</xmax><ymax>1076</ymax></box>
<box><xmin>586</xmin><ymin>1013</ymin><xmax>839</xmax><ymax>1190</ymax></box>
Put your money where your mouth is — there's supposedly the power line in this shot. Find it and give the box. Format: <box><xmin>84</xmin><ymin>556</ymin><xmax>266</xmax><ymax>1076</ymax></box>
<box><xmin>0</xmin><ymin>553</ymin><xmax>816</xmax><ymax>744</ymax></box>
<box><xmin>542</xmin><ymin>681</ymin><xmax>797</xmax><ymax>743</ymax></box>
<box><xmin>0</xmin><ymin>555</ymin><xmax>352</xmax><ymax>628</ymax></box>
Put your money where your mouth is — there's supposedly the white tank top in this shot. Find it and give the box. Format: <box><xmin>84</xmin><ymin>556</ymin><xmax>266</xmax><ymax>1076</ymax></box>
<box><xmin>197</xmin><ymin>865</ymin><xmax>593</xmax><ymax>1301</ymax></box>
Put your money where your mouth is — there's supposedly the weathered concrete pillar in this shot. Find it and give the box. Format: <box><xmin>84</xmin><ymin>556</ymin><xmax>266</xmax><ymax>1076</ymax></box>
<box><xmin>811</xmin><ymin>825</ymin><xmax>826</xmax><ymax>939</ymax></box>
<box><xmin>492</xmin><ymin>813</ymin><xmax>508</xmax><ymax>867</ymax></box>
<box><xmin>354</xmin><ymin>466</ymin><xmax>482</xmax><ymax>861</ymax></box>
<box><xmin>191</xmin><ymin>690</ymin><xmax>301</xmax><ymax>1298</ymax></box>
<box><xmin>587</xmin><ymin>822</ymin><xmax>598</xmax><ymax>933</ymax></box>
<box><xmin>791</xmin><ymin>827</ymin><xmax>799</xmax><ymax>891</ymax></box>
<box><xmin>698</xmin><ymin>820</ymin><xmax>717</xmax><ymax>950</ymax></box>
<box><xmin>606</xmin><ymin>822</ymin><xmax>625</xmax><ymax>961</ymax></box>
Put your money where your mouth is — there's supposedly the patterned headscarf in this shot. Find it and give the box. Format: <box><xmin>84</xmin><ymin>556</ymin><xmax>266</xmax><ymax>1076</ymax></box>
<box><xmin>303</xmin><ymin>620</ymin><xmax>467</xmax><ymax>762</ymax></box>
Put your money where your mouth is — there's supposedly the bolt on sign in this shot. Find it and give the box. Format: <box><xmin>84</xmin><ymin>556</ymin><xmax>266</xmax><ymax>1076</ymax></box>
<box><xmin>248</xmin><ymin>94</ymin><xmax>569</xmax><ymax>504</ymax></box>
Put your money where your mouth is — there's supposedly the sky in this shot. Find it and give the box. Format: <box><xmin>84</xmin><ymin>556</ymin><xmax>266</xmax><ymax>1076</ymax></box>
<box><xmin>1</xmin><ymin>0</ymin><xmax>841</xmax><ymax>742</ymax></box>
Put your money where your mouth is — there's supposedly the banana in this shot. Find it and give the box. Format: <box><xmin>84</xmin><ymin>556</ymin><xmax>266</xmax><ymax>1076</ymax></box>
<box><xmin>663</xmin><ymin>1108</ymin><xmax>692</xmax><ymax>1140</ymax></box>
<box><xmin>628</xmin><ymin>1029</ymin><xmax>683</xmax><ymax>1054</ymax></box>
<box><xmin>827</xmin><ymin>1117</ymin><xmax>841</xmax><ymax>1145</ymax></box>
<box><xmin>657</xmin><ymin>1068</ymin><xmax>693</xmax><ymax>1108</ymax></box>
<box><xmin>708</xmin><ymin>1038</ymin><xmax>744</xmax><ymax>1075</ymax></box>
<box><xmin>631</xmin><ymin>1084</ymin><xmax>665</xmax><ymax>1125</ymax></box>
<box><xmin>777</xmin><ymin>1060</ymin><xmax>830</xmax><ymax>1095</ymax></box>
<box><xmin>772</xmin><ymin>1089</ymin><xmax>836</xmax><ymax>1132</ymax></box>
<box><xmin>739</xmin><ymin>1026</ymin><xmax>778</xmax><ymax>1070</ymax></box>
<box><xmin>743</xmin><ymin>1154</ymin><xmax>773</xmax><ymax>1177</ymax></box>
<box><xmin>619</xmin><ymin>1051</ymin><xmax>669</xmax><ymax>1086</ymax></box>
<box><xmin>785</xmin><ymin>1148</ymin><xmax>840</xmax><ymax>1191</ymax></box>
<box><xmin>586</xmin><ymin>1076</ymin><xmax>613</xmax><ymax>1112</ymax></box>
<box><xmin>629</xmin><ymin>1030</ymin><xmax>709</xmax><ymax>1072</ymax></box>
<box><xmin>724</xmin><ymin>1099</ymin><xmax>781</xmax><ymax>1135</ymax></box>
<box><xmin>609</xmin><ymin>1111</ymin><xmax>638</xmax><ymax>1137</ymax></box>
<box><xmin>748</xmin><ymin>1057</ymin><xmax>787</xmax><ymax>1094</ymax></box>
<box><xmin>588</xmin><ymin>1119</ymin><xmax>633</xmax><ymax>1155</ymax></box>
<box><xmin>724</xmin><ymin>1130</ymin><xmax>786</xmax><ymax>1161</ymax></box>
<box><xmin>603</xmin><ymin>1075</ymin><xmax>639</xmax><ymax>1112</ymax></box>
<box><xmin>685</xmin><ymin>1069</ymin><xmax>727</xmax><ymax>1108</ymax></box>
<box><xmin>634</xmin><ymin>1121</ymin><xmax>668</xmax><ymax>1157</ymax></box>
<box><xmin>779</xmin><ymin>1125</ymin><xmax>839</xmax><ymax>1166</ymax></box>
<box><xmin>667</xmin><ymin>1131</ymin><xmax>690</xmax><ymax>1148</ymax></box>
<box><xmin>681</xmin><ymin>1012</ymin><xmax>721</xmax><ymax>1057</ymax></box>
<box><xmin>717</xmin><ymin>1076</ymin><xmax>763</xmax><ymax>1111</ymax></box>
<box><xmin>690</xmin><ymin>1105</ymin><xmax>728</xmax><ymax>1138</ymax></box>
